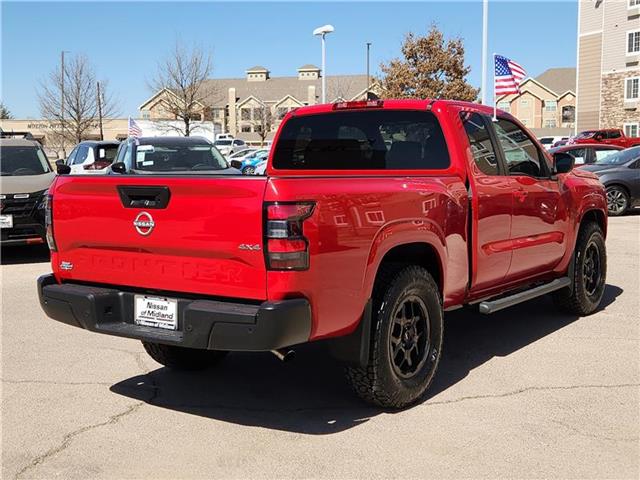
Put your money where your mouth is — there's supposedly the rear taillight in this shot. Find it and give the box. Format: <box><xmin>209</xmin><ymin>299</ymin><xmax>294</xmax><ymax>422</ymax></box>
<box><xmin>333</xmin><ymin>100</ymin><xmax>384</xmax><ymax>110</ymax></box>
<box><xmin>44</xmin><ymin>193</ymin><xmax>56</xmax><ymax>251</ymax></box>
<box><xmin>265</xmin><ymin>202</ymin><xmax>315</xmax><ymax>270</ymax></box>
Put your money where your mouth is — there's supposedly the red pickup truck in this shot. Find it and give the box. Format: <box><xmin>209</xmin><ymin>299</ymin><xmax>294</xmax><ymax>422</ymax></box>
<box><xmin>570</xmin><ymin>128</ymin><xmax>640</xmax><ymax>148</ymax></box>
<box><xmin>38</xmin><ymin>99</ymin><xmax>608</xmax><ymax>408</ymax></box>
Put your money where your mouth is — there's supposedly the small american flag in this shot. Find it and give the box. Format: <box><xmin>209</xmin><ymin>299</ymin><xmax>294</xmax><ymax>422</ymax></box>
<box><xmin>494</xmin><ymin>55</ymin><xmax>527</xmax><ymax>96</ymax></box>
<box><xmin>128</xmin><ymin>117</ymin><xmax>142</xmax><ymax>137</ymax></box>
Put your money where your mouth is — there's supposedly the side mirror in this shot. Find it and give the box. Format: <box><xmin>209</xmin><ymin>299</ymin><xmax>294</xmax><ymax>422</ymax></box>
<box><xmin>55</xmin><ymin>159</ymin><xmax>65</xmax><ymax>167</ymax></box>
<box><xmin>56</xmin><ymin>163</ymin><xmax>71</xmax><ymax>175</ymax></box>
<box><xmin>553</xmin><ymin>152</ymin><xmax>575</xmax><ymax>174</ymax></box>
<box><xmin>594</xmin><ymin>134</ymin><xmax>604</xmax><ymax>141</ymax></box>
<box><xmin>111</xmin><ymin>162</ymin><xmax>127</xmax><ymax>174</ymax></box>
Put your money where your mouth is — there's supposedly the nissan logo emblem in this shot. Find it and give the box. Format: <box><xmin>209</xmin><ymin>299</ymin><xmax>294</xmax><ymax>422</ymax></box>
<box><xmin>133</xmin><ymin>211</ymin><xmax>155</xmax><ymax>236</ymax></box>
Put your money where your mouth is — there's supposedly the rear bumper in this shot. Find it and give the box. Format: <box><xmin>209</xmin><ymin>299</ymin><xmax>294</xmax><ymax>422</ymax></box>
<box><xmin>1</xmin><ymin>223</ymin><xmax>46</xmax><ymax>246</ymax></box>
<box><xmin>37</xmin><ymin>274</ymin><xmax>312</xmax><ymax>351</ymax></box>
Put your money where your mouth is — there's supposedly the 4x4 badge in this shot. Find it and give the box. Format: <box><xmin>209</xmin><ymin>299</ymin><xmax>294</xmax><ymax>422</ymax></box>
<box><xmin>133</xmin><ymin>212</ymin><xmax>155</xmax><ymax>236</ymax></box>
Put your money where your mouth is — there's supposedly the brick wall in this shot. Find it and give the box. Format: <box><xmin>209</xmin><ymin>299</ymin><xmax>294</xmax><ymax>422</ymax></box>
<box><xmin>601</xmin><ymin>71</ymin><xmax>640</xmax><ymax>128</ymax></box>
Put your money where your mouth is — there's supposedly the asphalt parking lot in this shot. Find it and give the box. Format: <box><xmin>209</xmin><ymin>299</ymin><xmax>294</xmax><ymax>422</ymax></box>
<box><xmin>2</xmin><ymin>215</ymin><xmax>639</xmax><ymax>479</ymax></box>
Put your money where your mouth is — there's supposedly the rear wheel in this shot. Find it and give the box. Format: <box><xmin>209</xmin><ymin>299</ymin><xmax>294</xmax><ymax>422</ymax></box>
<box><xmin>605</xmin><ymin>186</ymin><xmax>629</xmax><ymax>216</ymax></box>
<box><xmin>142</xmin><ymin>342</ymin><xmax>227</xmax><ymax>371</ymax></box>
<box><xmin>242</xmin><ymin>166</ymin><xmax>255</xmax><ymax>175</ymax></box>
<box><xmin>345</xmin><ymin>265</ymin><xmax>443</xmax><ymax>409</ymax></box>
<box><xmin>553</xmin><ymin>222</ymin><xmax>606</xmax><ymax>315</ymax></box>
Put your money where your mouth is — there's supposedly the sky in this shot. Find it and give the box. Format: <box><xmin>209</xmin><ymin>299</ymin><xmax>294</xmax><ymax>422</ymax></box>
<box><xmin>1</xmin><ymin>1</ymin><xmax>578</xmax><ymax>118</ymax></box>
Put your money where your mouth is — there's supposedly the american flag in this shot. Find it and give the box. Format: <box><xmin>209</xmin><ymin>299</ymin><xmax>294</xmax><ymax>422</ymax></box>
<box><xmin>494</xmin><ymin>55</ymin><xmax>527</xmax><ymax>96</ymax></box>
<box><xmin>128</xmin><ymin>117</ymin><xmax>142</xmax><ymax>137</ymax></box>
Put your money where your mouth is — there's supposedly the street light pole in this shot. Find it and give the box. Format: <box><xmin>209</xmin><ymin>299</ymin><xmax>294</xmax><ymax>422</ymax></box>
<box><xmin>366</xmin><ymin>42</ymin><xmax>371</xmax><ymax>100</ymax></box>
<box><xmin>60</xmin><ymin>50</ymin><xmax>66</xmax><ymax>156</ymax></box>
<box><xmin>313</xmin><ymin>25</ymin><xmax>334</xmax><ymax>104</ymax></box>
<box><xmin>481</xmin><ymin>0</ymin><xmax>489</xmax><ymax>105</ymax></box>
<box><xmin>321</xmin><ymin>34</ymin><xmax>327</xmax><ymax>103</ymax></box>
<box><xmin>96</xmin><ymin>81</ymin><xmax>104</xmax><ymax>141</ymax></box>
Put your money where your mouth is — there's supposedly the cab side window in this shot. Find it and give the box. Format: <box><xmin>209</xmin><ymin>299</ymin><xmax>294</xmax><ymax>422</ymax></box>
<box><xmin>493</xmin><ymin>118</ymin><xmax>548</xmax><ymax>177</ymax></box>
<box><xmin>607</xmin><ymin>130</ymin><xmax>621</xmax><ymax>139</ymax></box>
<box><xmin>460</xmin><ymin>112</ymin><xmax>499</xmax><ymax>175</ymax></box>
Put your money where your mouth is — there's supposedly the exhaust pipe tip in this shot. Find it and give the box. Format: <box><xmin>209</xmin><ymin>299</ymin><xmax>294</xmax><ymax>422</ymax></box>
<box><xmin>271</xmin><ymin>348</ymin><xmax>295</xmax><ymax>362</ymax></box>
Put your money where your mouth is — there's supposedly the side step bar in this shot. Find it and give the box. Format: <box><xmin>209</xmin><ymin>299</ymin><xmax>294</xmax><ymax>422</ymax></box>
<box><xmin>478</xmin><ymin>277</ymin><xmax>571</xmax><ymax>314</ymax></box>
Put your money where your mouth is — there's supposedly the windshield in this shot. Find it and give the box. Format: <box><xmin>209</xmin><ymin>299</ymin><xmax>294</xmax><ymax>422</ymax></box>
<box><xmin>132</xmin><ymin>143</ymin><xmax>229</xmax><ymax>172</ymax></box>
<box><xmin>595</xmin><ymin>146</ymin><xmax>640</xmax><ymax>166</ymax></box>
<box><xmin>214</xmin><ymin>140</ymin><xmax>232</xmax><ymax>146</ymax></box>
<box><xmin>0</xmin><ymin>146</ymin><xmax>51</xmax><ymax>175</ymax></box>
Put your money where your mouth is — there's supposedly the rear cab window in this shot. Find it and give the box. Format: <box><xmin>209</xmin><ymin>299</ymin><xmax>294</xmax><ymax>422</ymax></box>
<box><xmin>272</xmin><ymin>109</ymin><xmax>450</xmax><ymax>170</ymax></box>
<box><xmin>127</xmin><ymin>139</ymin><xmax>230</xmax><ymax>174</ymax></box>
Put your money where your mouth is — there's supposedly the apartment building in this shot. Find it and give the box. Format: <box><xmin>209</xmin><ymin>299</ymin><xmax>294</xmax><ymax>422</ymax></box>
<box><xmin>576</xmin><ymin>0</ymin><xmax>640</xmax><ymax>137</ymax></box>
<box><xmin>495</xmin><ymin>67</ymin><xmax>576</xmax><ymax>136</ymax></box>
<box><xmin>139</xmin><ymin>65</ymin><xmax>377</xmax><ymax>142</ymax></box>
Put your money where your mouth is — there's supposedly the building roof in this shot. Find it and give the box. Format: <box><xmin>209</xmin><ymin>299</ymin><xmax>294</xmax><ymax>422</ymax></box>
<box><xmin>246</xmin><ymin>66</ymin><xmax>269</xmax><ymax>72</ymax></box>
<box><xmin>197</xmin><ymin>74</ymin><xmax>369</xmax><ymax>107</ymax></box>
<box><xmin>297</xmin><ymin>64</ymin><xmax>320</xmax><ymax>71</ymax></box>
<box><xmin>534</xmin><ymin>67</ymin><xmax>576</xmax><ymax>96</ymax></box>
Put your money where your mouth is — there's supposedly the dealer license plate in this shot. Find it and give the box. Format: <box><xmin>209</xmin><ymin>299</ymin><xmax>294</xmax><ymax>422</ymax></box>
<box><xmin>134</xmin><ymin>295</ymin><xmax>178</xmax><ymax>330</ymax></box>
<box><xmin>0</xmin><ymin>215</ymin><xmax>13</xmax><ymax>229</ymax></box>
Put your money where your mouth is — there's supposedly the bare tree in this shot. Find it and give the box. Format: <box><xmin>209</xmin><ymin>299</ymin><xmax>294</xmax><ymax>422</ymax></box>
<box><xmin>149</xmin><ymin>41</ymin><xmax>216</xmax><ymax>136</ymax></box>
<box><xmin>37</xmin><ymin>54</ymin><xmax>118</xmax><ymax>149</ymax></box>
<box><xmin>249</xmin><ymin>103</ymin><xmax>274</xmax><ymax>146</ymax></box>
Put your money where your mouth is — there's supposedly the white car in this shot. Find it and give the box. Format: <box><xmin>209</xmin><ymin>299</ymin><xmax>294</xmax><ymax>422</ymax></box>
<box><xmin>61</xmin><ymin>141</ymin><xmax>120</xmax><ymax>174</ymax></box>
<box><xmin>254</xmin><ymin>159</ymin><xmax>267</xmax><ymax>175</ymax></box>
<box><xmin>214</xmin><ymin>138</ymin><xmax>247</xmax><ymax>156</ymax></box>
<box><xmin>538</xmin><ymin>136</ymin><xmax>569</xmax><ymax>150</ymax></box>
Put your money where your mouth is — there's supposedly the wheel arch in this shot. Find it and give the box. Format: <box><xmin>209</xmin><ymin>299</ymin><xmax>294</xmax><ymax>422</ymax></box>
<box><xmin>370</xmin><ymin>241</ymin><xmax>444</xmax><ymax>297</ymax></box>
<box><xmin>579</xmin><ymin>208</ymin><xmax>607</xmax><ymax>238</ymax></box>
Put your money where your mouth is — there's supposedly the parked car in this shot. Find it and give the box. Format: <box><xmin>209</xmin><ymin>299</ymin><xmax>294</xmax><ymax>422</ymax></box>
<box><xmin>227</xmin><ymin>148</ymin><xmax>257</xmax><ymax>162</ymax></box>
<box><xmin>0</xmin><ymin>137</ymin><xmax>55</xmax><ymax>246</ymax></box>
<box><xmin>254</xmin><ymin>159</ymin><xmax>267</xmax><ymax>175</ymax></box>
<box><xmin>579</xmin><ymin>146</ymin><xmax>640</xmax><ymax>216</ymax></box>
<box><xmin>549</xmin><ymin>143</ymin><xmax>623</xmax><ymax>166</ymax></box>
<box><xmin>569</xmin><ymin>129</ymin><xmax>640</xmax><ymax>148</ymax></box>
<box><xmin>39</xmin><ymin>99</ymin><xmax>608</xmax><ymax>409</ymax></box>
<box><xmin>538</xmin><ymin>136</ymin><xmax>568</xmax><ymax>150</ymax></box>
<box><xmin>58</xmin><ymin>140</ymin><xmax>120</xmax><ymax>174</ymax></box>
<box><xmin>215</xmin><ymin>133</ymin><xmax>234</xmax><ymax>141</ymax></box>
<box><xmin>213</xmin><ymin>138</ymin><xmax>246</xmax><ymax>156</ymax></box>
<box><xmin>552</xmin><ymin>138</ymin><xmax>571</xmax><ymax>148</ymax></box>
<box><xmin>106</xmin><ymin>136</ymin><xmax>239</xmax><ymax>175</ymax></box>
<box><xmin>230</xmin><ymin>149</ymin><xmax>269</xmax><ymax>174</ymax></box>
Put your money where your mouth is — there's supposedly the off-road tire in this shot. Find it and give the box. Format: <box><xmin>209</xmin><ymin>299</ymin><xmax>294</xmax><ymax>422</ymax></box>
<box><xmin>142</xmin><ymin>342</ymin><xmax>228</xmax><ymax>371</ymax></box>
<box><xmin>605</xmin><ymin>185</ymin><xmax>629</xmax><ymax>216</ymax></box>
<box><xmin>345</xmin><ymin>265</ymin><xmax>443</xmax><ymax>409</ymax></box>
<box><xmin>553</xmin><ymin>221</ymin><xmax>606</xmax><ymax>315</ymax></box>
<box><xmin>242</xmin><ymin>166</ymin><xmax>255</xmax><ymax>175</ymax></box>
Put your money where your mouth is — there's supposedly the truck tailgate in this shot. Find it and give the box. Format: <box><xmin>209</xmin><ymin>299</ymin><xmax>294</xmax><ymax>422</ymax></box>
<box><xmin>51</xmin><ymin>176</ymin><xmax>268</xmax><ymax>300</ymax></box>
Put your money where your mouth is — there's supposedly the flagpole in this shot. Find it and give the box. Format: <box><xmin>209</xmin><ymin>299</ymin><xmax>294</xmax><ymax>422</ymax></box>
<box><xmin>481</xmin><ymin>0</ymin><xmax>489</xmax><ymax>105</ymax></box>
<box><xmin>492</xmin><ymin>53</ymin><xmax>497</xmax><ymax>122</ymax></box>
